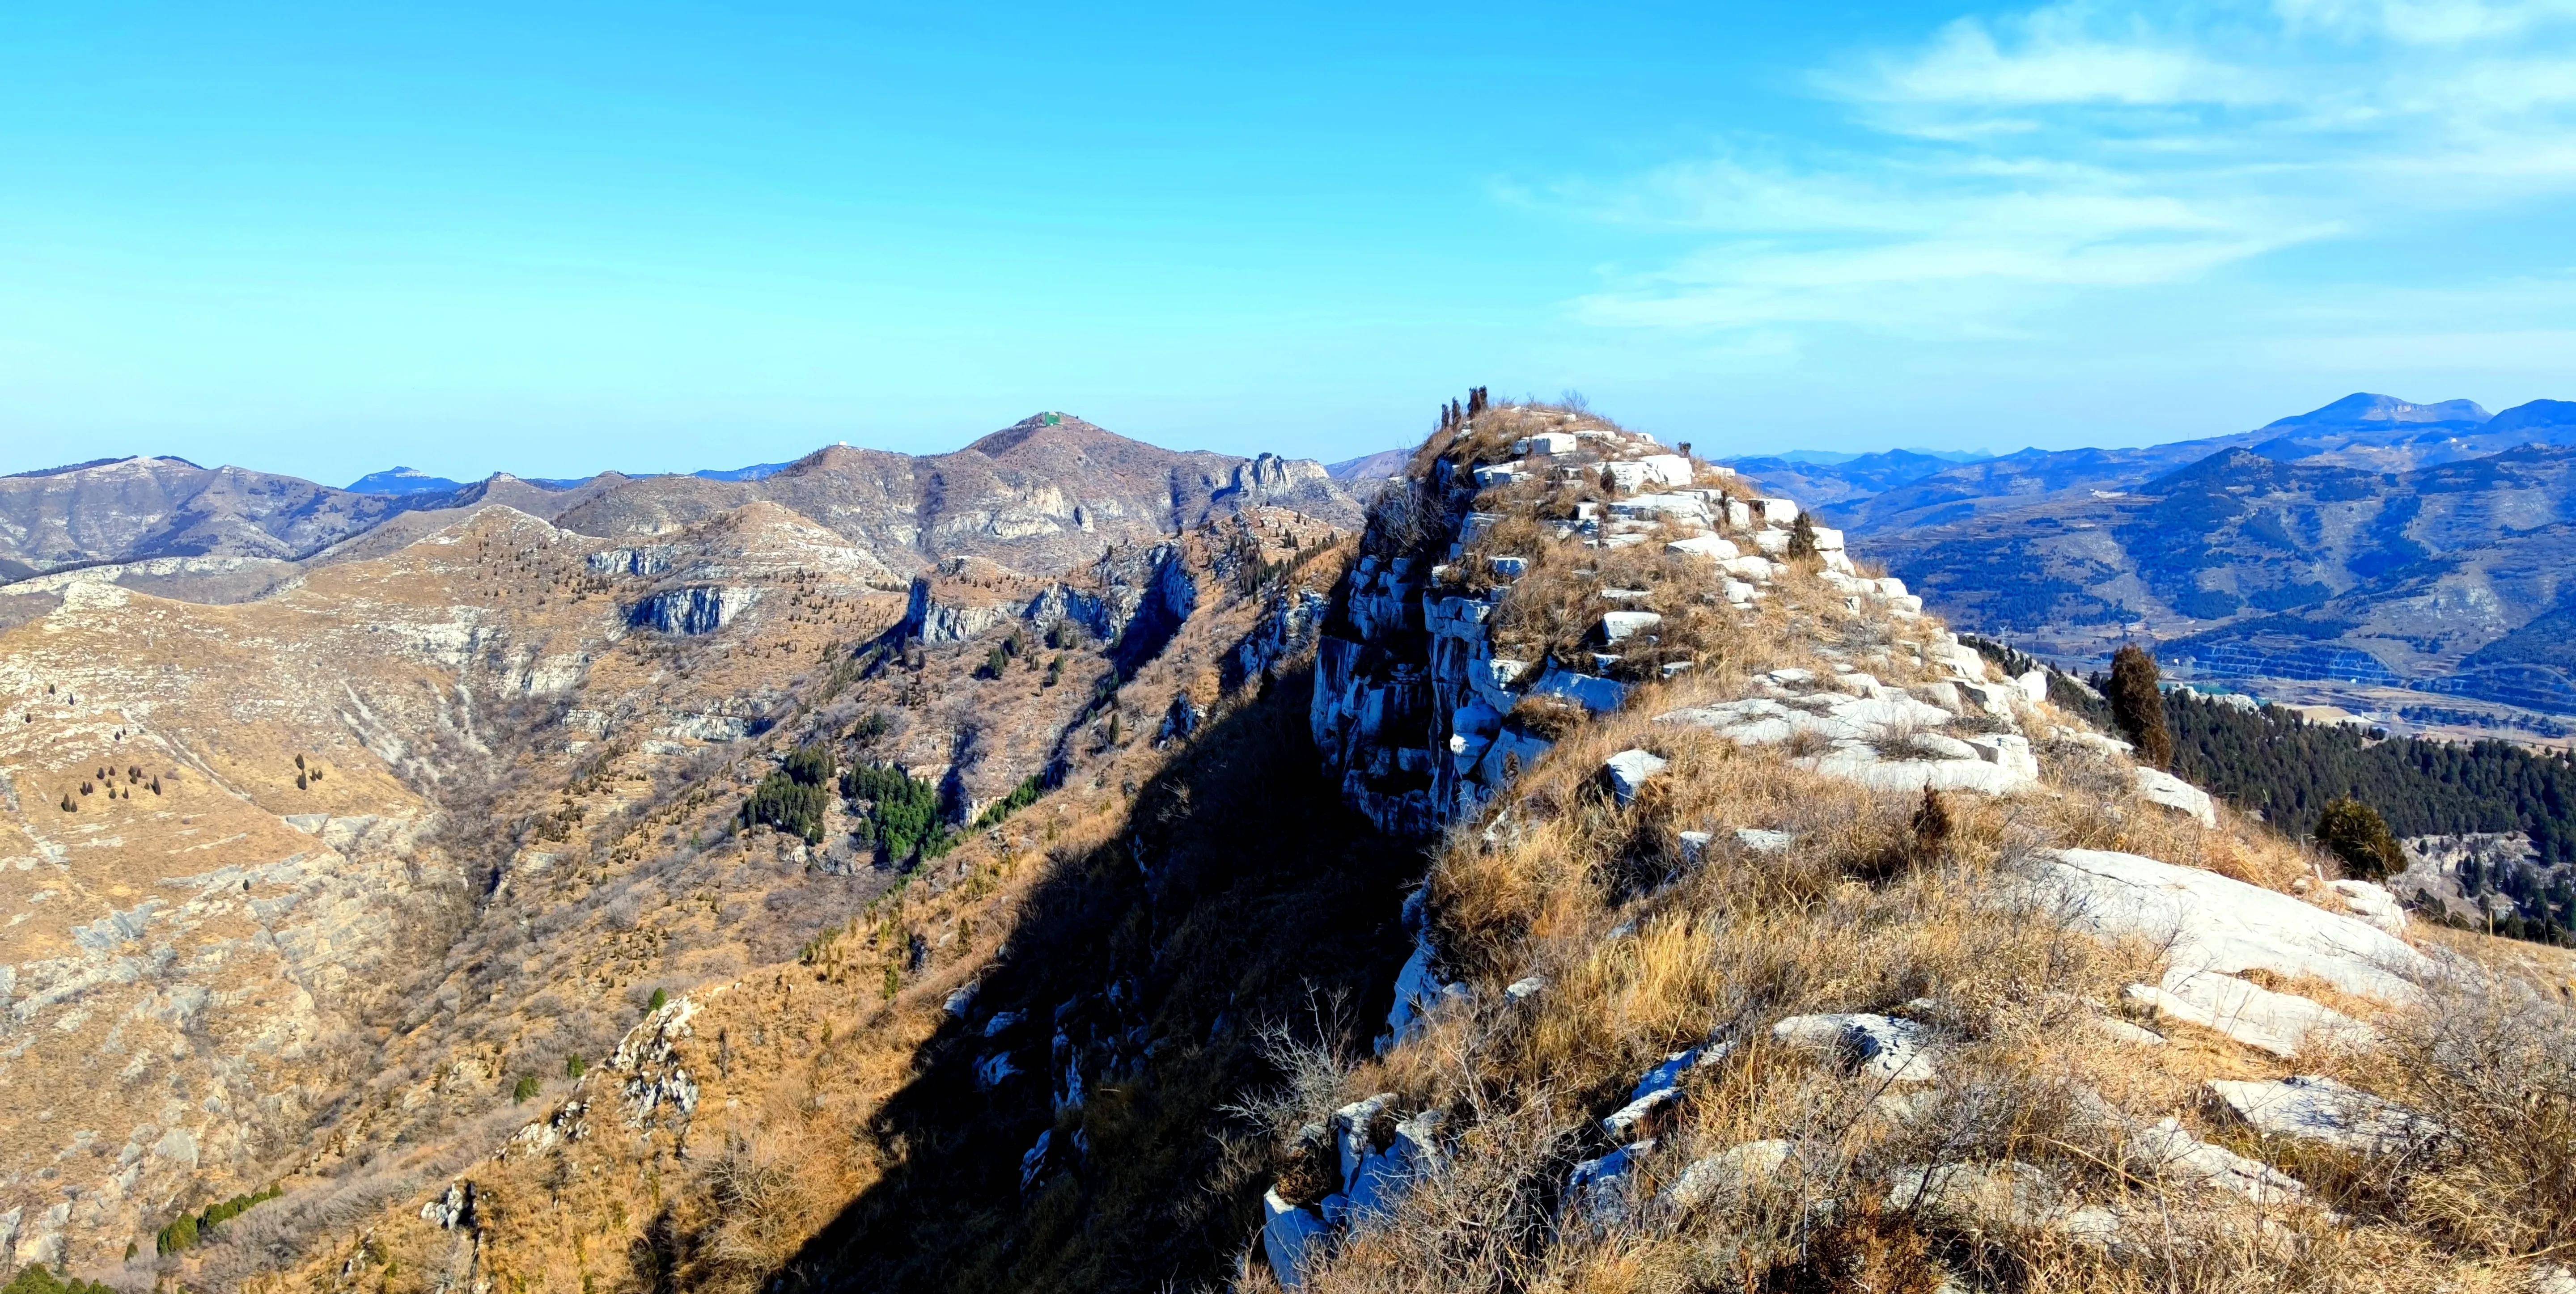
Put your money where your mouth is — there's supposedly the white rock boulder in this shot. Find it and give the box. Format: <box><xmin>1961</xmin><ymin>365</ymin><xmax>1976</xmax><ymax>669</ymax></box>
<box><xmin>2205</xmin><ymin>1075</ymin><xmax>2445</xmax><ymax>1155</ymax></box>
<box><xmin>2029</xmin><ymin>848</ymin><xmax>2430</xmax><ymax>1003</ymax></box>
<box><xmin>2135</xmin><ymin>766</ymin><xmax>2218</xmax><ymax>828</ymax></box>
<box><xmin>1772</xmin><ymin>1013</ymin><xmax>1939</xmax><ymax>1083</ymax></box>
<box><xmin>1604</xmin><ymin>749</ymin><xmax>1669</xmax><ymax>805</ymax></box>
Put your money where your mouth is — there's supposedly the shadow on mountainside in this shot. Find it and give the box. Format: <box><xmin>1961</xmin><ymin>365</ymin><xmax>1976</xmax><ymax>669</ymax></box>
<box><xmin>761</xmin><ymin>664</ymin><xmax>1426</xmax><ymax>1294</ymax></box>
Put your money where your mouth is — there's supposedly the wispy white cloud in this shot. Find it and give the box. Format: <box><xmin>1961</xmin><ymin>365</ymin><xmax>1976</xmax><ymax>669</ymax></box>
<box><xmin>1566</xmin><ymin>0</ymin><xmax>2576</xmax><ymax>340</ymax></box>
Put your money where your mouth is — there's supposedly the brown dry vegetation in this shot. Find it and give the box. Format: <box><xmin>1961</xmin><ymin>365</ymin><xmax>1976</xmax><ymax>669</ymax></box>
<box><xmin>215</xmin><ymin>518</ymin><xmax>1393</xmax><ymax>1294</ymax></box>
<box><xmin>1261</xmin><ymin>559</ymin><xmax>2576</xmax><ymax>1294</ymax></box>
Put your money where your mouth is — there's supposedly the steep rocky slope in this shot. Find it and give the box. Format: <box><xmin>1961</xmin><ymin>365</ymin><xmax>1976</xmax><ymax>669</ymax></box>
<box><xmin>1249</xmin><ymin>404</ymin><xmax>2576</xmax><ymax>1294</ymax></box>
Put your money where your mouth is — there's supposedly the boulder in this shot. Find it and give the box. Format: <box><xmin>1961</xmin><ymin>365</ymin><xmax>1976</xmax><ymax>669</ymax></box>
<box><xmin>1772</xmin><ymin>1013</ymin><xmax>1939</xmax><ymax>1083</ymax></box>
<box><xmin>1604</xmin><ymin>749</ymin><xmax>1669</xmax><ymax>805</ymax></box>
<box><xmin>1598</xmin><ymin>611</ymin><xmax>1663</xmax><ymax>643</ymax></box>
<box><xmin>2124</xmin><ymin>974</ymin><xmax>2373</xmax><ymax>1058</ymax></box>
<box><xmin>1661</xmin><ymin>1139</ymin><xmax>1793</xmax><ymax>1211</ymax></box>
<box><xmin>2014</xmin><ymin>668</ymin><xmax>2050</xmax><ymax>705</ymax></box>
<box><xmin>2029</xmin><ymin>848</ymin><xmax>2430</xmax><ymax>1003</ymax></box>
<box><xmin>2327</xmin><ymin>880</ymin><xmax>2407</xmax><ymax>935</ymax></box>
<box><xmin>1965</xmin><ymin>734</ymin><xmax>2040</xmax><ymax>781</ymax></box>
<box><xmin>1800</xmin><ymin>743</ymin><xmax>2036</xmax><ymax>796</ymax></box>
<box><xmin>1529</xmin><ymin>665</ymin><xmax>1629</xmax><ymax>714</ymax></box>
<box><xmin>2127</xmin><ymin>1118</ymin><xmax>2306</xmax><ymax>1205</ymax></box>
<box><xmin>2135</xmin><ymin>767</ymin><xmax>2217</xmax><ymax>828</ymax></box>
<box><xmin>2205</xmin><ymin>1075</ymin><xmax>2445</xmax><ymax>1155</ymax></box>
<box><xmin>1564</xmin><ymin>1138</ymin><xmax>1657</xmax><ymax>1223</ymax></box>
<box><xmin>2090</xmin><ymin>1015</ymin><xmax>2166</xmax><ymax>1046</ymax></box>
<box><xmin>1020</xmin><ymin>1129</ymin><xmax>1054</xmax><ymax>1193</ymax></box>
<box><xmin>1262</xmin><ymin>1188</ymin><xmax>1331</xmax><ymax>1289</ymax></box>
<box><xmin>1736</xmin><ymin>827</ymin><xmax>1796</xmax><ymax>854</ymax></box>
<box><xmin>1602</xmin><ymin>1042</ymin><xmax>1731</xmax><ymax>1142</ymax></box>
<box><xmin>421</xmin><ymin>1180</ymin><xmax>476</xmax><ymax>1230</ymax></box>
<box><xmin>1381</xmin><ymin>937</ymin><xmax>1467</xmax><ymax>1052</ymax></box>
<box><xmin>1329</xmin><ymin>1104</ymin><xmax>1441</xmax><ymax>1229</ymax></box>
<box><xmin>1665</xmin><ymin>535</ymin><xmax>1740</xmax><ymax>562</ymax></box>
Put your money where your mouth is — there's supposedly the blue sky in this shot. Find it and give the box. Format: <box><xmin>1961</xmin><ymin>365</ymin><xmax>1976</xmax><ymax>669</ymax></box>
<box><xmin>4</xmin><ymin>0</ymin><xmax>2573</xmax><ymax>482</ymax></box>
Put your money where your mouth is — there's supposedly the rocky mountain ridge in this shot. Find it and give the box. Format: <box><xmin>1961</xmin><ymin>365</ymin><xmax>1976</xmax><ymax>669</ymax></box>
<box><xmin>0</xmin><ymin>414</ymin><xmax>1360</xmax><ymax>591</ymax></box>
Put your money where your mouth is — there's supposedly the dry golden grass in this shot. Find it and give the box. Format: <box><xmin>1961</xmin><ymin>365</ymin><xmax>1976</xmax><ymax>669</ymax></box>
<box><xmin>1275</xmin><ymin>549</ymin><xmax>2576</xmax><ymax>1294</ymax></box>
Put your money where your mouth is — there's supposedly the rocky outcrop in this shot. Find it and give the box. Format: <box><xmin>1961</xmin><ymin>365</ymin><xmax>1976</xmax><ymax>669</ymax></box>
<box><xmin>628</xmin><ymin>585</ymin><xmax>760</xmax><ymax>634</ymax></box>
<box><xmin>899</xmin><ymin>544</ymin><xmax>1199</xmax><ymax>659</ymax></box>
<box><xmin>612</xmin><ymin>997</ymin><xmax>702</xmax><ymax>1130</ymax></box>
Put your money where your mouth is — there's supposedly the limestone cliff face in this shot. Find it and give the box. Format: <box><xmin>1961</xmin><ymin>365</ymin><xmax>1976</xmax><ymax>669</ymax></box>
<box><xmin>900</xmin><ymin>542</ymin><xmax>1199</xmax><ymax>659</ymax></box>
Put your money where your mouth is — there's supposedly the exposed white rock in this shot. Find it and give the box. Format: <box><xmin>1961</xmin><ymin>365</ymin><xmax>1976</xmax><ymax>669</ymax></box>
<box><xmin>1965</xmin><ymin>734</ymin><xmax>2040</xmax><ymax>781</ymax></box>
<box><xmin>2328</xmin><ymin>880</ymin><xmax>2407</xmax><ymax>935</ymax></box>
<box><xmin>1529</xmin><ymin>665</ymin><xmax>1628</xmax><ymax>714</ymax></box>
<box><xmin>1604</xmin><ymin>749</ymin><xmax>1668</xmax><ymax>805</ymax></box>
<box><xmin>1885</xmin><ymin>1160</ymin><xmax>2095</xmax><ymax>1237</ymax></box>
<box><xmin>1021</xmin><ymin>1129</ymin><xmax>1055</xmax><ymax>1193</ymax></box>
<box><xmin>1602</xmin><ymin>1041</ymin><xmax>1730</xmax><ymax>1141</ymax></box>
<box><xmin>421</xmin><ymin>1180</ymin><xmax>475</xmax><ymax>1230</ymax></box>
<box><xmin>1326</xmin><ymin>1102</ymin><xmax>1441</xmax><ymax>1230</ymax></box>
<box><xmin>2135</xmin><ymin>767</ymin><xmax>2218</xmax><ymax>828</ymax></box>
<box><xmin>1505</xmin><ymin>975</ymin><xmax>1549</xmax><ymax>1002</ymax></box>
<box><xmin>2030</xmin><ymin>848</ymin><xmax>2430</xmax><ymax>1003</ymax></box>
<box><xmin>2050</xmin><ymin>725</ymin><xmax>2133</xmax><ymax>756</ymax></box>
<box><xmin>1665</xmin><ymin>534</ymin><xmax>1740</xmax><ymax>562</ymax></box>
<box><xmin>2124</xmin><ymin>974</ymin><xmax>2373</xmax><ymax>1058</ymax></box>
<box><xmin>1263</xmin><ymin>1188</ymin><xmax>1330</xmax><ymax>1288</ymax></box>
<box><xmin>1565</xmin><ymin>1138</ymin><xmax>1657</xmax><ymax>1222</ymax></box>
<box><xmin>1657</xmin><ymin>691</ymin><xmax>1954</xmax><ymax>747</ymax></box>
<box><xmin>1381</xmin><ymin>938</ymin><xmax>1467</xmax><ymax>1052</ymax></box>
<box><xmin>612</xmin><ymin>996</ymin><xmax>703</xmax><ymax>1128</ymax></box>
<box><xmin>975</xmin><ymin>1053</ymin><xmax>1018</xmax><ymax>1089</ymax></box>
<box><xmin>1800</xmin><ymin>743</ymin><xmax>2037</xmax><ymax>796</ymax></box>
<box><xmin>2090</xmin><ymin>1015</ymin><xmax>2167</xmax><ymax>1046</ymax></box>
<box><xmin>943</xmin><ymin>984</ymin><xmax>979</xmax><ymax>1019</ymax></box>
<box><xmin>2014</xmin><ymin>668</ymin><xmax>2050</xmax><ymax>704</ymax></box>
<box><xmin>1736</xmin><ymin>828</ymin><xmax>1796</xmax><ymax>854</ymax></box>
<box><xmin>1661</xmin><ymin>1139</ymin><xmax>1793</xmax><ymax>1210</ymax></box>
<box><xmin>2205</xmin><ymin>1075</ymin><xmax>2445</xmax><ymax>1155</ymax></box>
<box><xmin>2128</xmin><ymin>1118</ymin><xmax>2306</xmax><ymax>1205</ymax></box>
<box><xmin>1598</xmin><ymin>611</ymin><xmax>1662</xmax><ymax>643</ymax></box>
<box><xmin>1772</xmin><ymin>1013</ymin><xmax>1939</xmax><ymax>1083</ymax></box>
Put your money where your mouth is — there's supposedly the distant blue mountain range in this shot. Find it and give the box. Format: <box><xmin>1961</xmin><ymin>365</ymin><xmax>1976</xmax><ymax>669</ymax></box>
<box><xmin>348</xmin><ymin>458</ymin><xmax>798</xmax><ymax>495</ymax></box>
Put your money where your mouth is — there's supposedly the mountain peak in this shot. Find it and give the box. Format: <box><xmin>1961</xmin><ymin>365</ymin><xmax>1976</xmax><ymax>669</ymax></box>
<box><xmin>966</xmin><ymin>411</ymin><xmax>1114</xmax><ymax>457</ymax></box>
<box><xmin>2263</xmin><ymin>392</ymin><xmax>2491</xmax><ymax>431</ymax></box>
<box><xmin>347</xmin><ymin>466</ymin><xmax>468</xmax><ymax>496</ymax></box>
